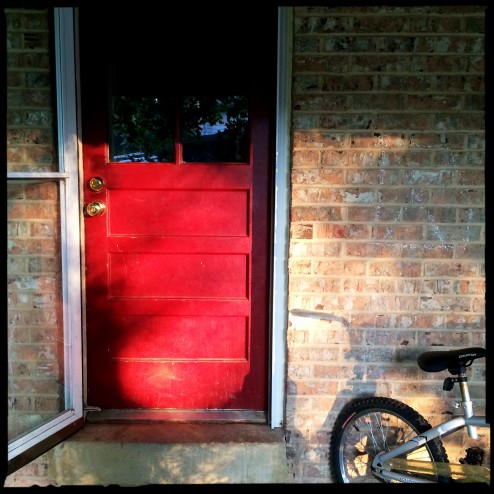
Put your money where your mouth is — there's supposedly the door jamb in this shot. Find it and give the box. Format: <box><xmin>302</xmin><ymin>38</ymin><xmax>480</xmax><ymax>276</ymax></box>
<box><xmin>269</xmin><ymin>6</ymin><xmax>292</xmax><ymax>428</ymax></box>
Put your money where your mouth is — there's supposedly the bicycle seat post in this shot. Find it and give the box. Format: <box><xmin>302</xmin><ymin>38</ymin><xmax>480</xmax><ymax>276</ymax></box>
<box><xmin>456</xmin><ymin>369</ymin><xmax>478</xmax><ymax>439</ymax></box>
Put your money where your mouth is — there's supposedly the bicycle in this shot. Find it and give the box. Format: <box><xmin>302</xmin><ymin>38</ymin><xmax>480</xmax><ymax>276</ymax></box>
<box><xmin>329</xmin><ymin>346</ymin><xmax>489</xmax><ymax>483</ymax></box>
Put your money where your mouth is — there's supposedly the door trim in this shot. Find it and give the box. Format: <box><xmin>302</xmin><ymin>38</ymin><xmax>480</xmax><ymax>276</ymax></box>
<box><xmin>269</xmin><ymin>6</ymin><xmax>292</xmax><ymax>428</ymax></box>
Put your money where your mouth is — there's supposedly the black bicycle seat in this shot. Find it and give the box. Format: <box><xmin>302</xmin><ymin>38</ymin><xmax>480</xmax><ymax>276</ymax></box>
<box><xmin>417</xmin><ymin>347</ymin><xmax>486</xmax><ymax>374</ymax></box>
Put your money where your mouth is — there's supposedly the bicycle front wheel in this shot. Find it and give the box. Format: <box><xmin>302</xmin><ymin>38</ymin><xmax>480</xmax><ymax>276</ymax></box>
<box><xmin>329</xmin><ymin>397</ymin><xmax>449</xmax><ymax>483</ymax></box>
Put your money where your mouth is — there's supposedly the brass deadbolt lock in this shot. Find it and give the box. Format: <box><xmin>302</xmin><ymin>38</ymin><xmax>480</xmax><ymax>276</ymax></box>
<box><xmin>88</xmin><ymin>176</ymin><xmax>104</xmax><ymax>192</ymax></box>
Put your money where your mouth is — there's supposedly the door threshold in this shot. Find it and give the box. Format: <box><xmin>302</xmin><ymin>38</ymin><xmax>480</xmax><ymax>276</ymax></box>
<box><xmin>85</xmin><ymin>408</ymin><xmax>267</xmax><ymax>424</ymax></box>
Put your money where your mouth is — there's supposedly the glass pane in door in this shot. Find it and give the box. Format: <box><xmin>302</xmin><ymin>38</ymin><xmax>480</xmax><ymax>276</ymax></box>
<box><xmin>7</xmin><ymin>180</ymin><xmax>66</xmax><ymax>441</ymax></box>
<box><xmin>182</xmin><ymin>95</ymin><xmax>249</xmax><ymax>163</ymax></box>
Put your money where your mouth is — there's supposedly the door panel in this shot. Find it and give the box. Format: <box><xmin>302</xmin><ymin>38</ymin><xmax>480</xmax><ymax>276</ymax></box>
<box><xmin>108</xmin><ymin>253</ymin><xmax>247</xmax><ymax>298</ymax></box>
<box><xmin>108</xmin><ymin>189</ymin><xmax>249</xmax><ymax>236</ymax></box>
<box><xmin>107</xmin><ymin>315</ymin><xmax>248</xmax><ymax>359</ymax></box>
<box><xmin>79</xmin><ymin>7</ymin><xmax>274</xmax><ymax>413</ymax></box>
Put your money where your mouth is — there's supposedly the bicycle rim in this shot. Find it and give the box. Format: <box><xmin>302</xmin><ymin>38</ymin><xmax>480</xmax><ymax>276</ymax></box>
<box><xmin>336</xmin><ymin>409</ymin><xmax>444</xmax><ymax>483</ymax></box>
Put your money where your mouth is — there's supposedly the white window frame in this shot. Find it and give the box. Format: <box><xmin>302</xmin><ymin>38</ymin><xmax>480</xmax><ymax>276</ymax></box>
<box><xmin>7</xmin><ymin>7</ymin><xmax>83</xmax><ymax>472</ymax></box>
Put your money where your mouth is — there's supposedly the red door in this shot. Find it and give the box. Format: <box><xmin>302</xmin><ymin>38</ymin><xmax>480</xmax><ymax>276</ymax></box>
<box><xmin>79</xmin><ymin>8</ymin><xmax>274</xmax><ymax>414</ymax></box>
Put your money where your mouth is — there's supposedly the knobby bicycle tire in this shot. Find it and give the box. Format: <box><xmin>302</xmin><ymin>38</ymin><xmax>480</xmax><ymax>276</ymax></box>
<box><xmin>329</xmin><ymin>396</ymin><xmax>449</xmax><ymax>483</ymax></box>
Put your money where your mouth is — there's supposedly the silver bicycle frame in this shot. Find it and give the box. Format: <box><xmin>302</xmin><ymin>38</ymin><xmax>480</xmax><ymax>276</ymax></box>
<box><xmin>371</xmin><ymin>415</ymin><xmax>489</xmax><ymax>483</ymax></box>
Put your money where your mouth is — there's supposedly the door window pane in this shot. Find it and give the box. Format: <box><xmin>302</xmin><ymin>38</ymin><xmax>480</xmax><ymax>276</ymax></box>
<box><xmin>108</xmin><ymin>61</ymin><xmax>175</xmax><ymax>163</ymax></box>
<box><xmin>182</xmin><ymin>95</ymin><xmax>249</xmax><ymax>163</ymax></box>
<box><xmin>108</xmin><ymin>63</ymin><xmax>249</xmax><ymax>164</ymax></box>
<box><xmin>110</xmin><ymin>94</ymin><xmax>176</xmax><ymax>163</ymax></box>
<box><xmin>6</xmin><ymin>9</ymin><xmax>59</xmax><ymax>173</ymax></box>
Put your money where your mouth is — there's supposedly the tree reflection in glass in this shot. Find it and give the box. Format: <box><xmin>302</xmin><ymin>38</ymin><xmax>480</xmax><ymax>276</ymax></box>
<box><xmin>111</xmin><ymin>95</ymin><xmax>175</xmax><ymax>162</ymax></box>
<box><xmin>110</xmin><ymin>94</ymin><xmax>249</xmax><ymax>164</ymax></box>
<box><xmin>182</xmin><ymin>95</ymin><xmax>249</xmax><ymax>163</ymax></box>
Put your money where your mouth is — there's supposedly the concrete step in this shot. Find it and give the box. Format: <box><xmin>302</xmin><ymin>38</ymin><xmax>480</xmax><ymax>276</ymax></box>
<box><xmin>46</xmin><ymin>423</ymin><xmax>292</xmax><ymax>485</ymax></box>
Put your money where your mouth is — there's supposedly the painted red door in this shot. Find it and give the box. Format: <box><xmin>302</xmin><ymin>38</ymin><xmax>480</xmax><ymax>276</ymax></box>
<box><xmin>79</xmin><ymin>8</ymin><xmax>274</xmax><ymax>413</ymax></box>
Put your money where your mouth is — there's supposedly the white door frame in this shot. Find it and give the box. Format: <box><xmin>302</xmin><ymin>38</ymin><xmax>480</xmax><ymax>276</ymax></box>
<box><xmin>270</xmin><ymin>6</ymin><xmax>292</xmax><ymax>428</ymax></box>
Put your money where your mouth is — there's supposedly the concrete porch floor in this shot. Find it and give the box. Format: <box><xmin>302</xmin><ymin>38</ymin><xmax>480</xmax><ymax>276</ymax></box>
<box><xmin>44</xmin><ymin>423</ymin><xmax>292</xmax><ymax>485</ymax></box>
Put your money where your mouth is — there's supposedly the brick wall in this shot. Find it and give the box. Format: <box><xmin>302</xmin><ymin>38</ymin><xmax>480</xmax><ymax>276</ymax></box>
<box><xmin>285</xmin><ymin>5</ymin><xmax>486</xmax><ymax>483</ymax></box>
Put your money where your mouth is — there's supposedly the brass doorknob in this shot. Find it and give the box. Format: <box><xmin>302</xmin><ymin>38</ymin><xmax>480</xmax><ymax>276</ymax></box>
<box><xmin>85</xmin><ymin>200</ymin><xmax>106</xmax><ymax>217</ymax></box>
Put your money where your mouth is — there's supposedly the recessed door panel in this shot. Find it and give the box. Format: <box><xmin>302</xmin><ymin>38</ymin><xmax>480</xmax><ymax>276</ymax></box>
<box><xmin>108</xmin><ymin>189</ymin><xmax>248</xmax><ymax>236</ymax></box>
